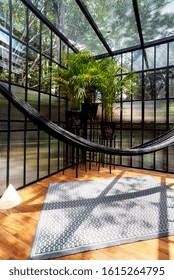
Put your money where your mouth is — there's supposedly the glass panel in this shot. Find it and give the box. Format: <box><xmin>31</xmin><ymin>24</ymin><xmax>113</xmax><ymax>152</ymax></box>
<box><xmin>11</xmin><ymin>85</ymin><xmax>25</xmax><ymax>120</ymax></box>
<box><xmin>121</xmin><ymin>130</ymin><xmax>131</xmax><ymax>165</ymax></box>
<box><xmin>169</xmin><ymin>99</ymin><xmax>174</xmax><ymax>123</ymax></box>
<box><xmin>9</xmin><ymin>131</ymin><xmax>24</xmax><ymax>188</ymax></box>
<box><xmin>61</xmin><ymin>41</ymin><xmax>68</xmax><ymax>66</ymax></box>
<box><xmin>59</xmin><ymin>98</ymin><xmax>66</xmax><ymax>123</ymax></box>
<box><xmin>132</xmin><ymin>155</ymin><xmax>142</xmax><ymax>168</ymax></box>
<box><xmin>143</xmin><ymin>131</ymin><xmax>154</xmax><ymax>170</ymax></box>
<box><xmin>39</xmin><ymin>131</ymin><xmax>49</xmax><ymax>178</ymax></box>
<box><xmin>144</xmin><ymin>70</ymin><xmax>166</xmax><ymax>100</ymax></box>
<box><xmin>132</xmin><ymin>130</ymin><xmax>142</xmax><ymax>147</ymax></box>
<box><xmin>169</xmin><ymin>68</ymin><xmax>174</xmax><ymax>98</ymax></box>
<box><xmin>155</xmin><ymin>124</ymin><xmax>166</xmax><ymax>130</ymax></box>
<box><xmin>26</xmin><ymin>131</ymin><xmax>38</xmax><ymax>184</ymax></box>
<box><xmin>11</xmin><ymin>39</ymin><xmax>26</xmax><ymax>86</ymax></box>
<box><xmin>138</xmin><ymin>0</ymin><xmax>174</xmax><ymax>43</ymax></box>
<box><xmin>122</xmin><ymin>75</ymin><xmax>132</xmax><ymax>101</ymax></box>
<box><xmin>168</xmin><ymin>145</ymin><xmax>174</xmax><ymax>172</ymax></box>
<box><xmin>122</xmin><ymin>52</ymin><xmax>132</xmax><ymax>72</ymax></box>
<box><xmin>169</xmin><ymin>42</ymin><xmax>174</xmax><ymax>66</ymax></box>
<box><xmin>50</xmin><ymin>137</ymin><xmax>58</xmax><ymax>173</ymax></box>
<box><xmin>132</xmin><ymin>101</ymin><xmax>142</xmax><ymax>123</ymax></box>
<box><xmin>143</xmin><ymin>153</ymin><xmax>154</xmax><ymax>170</ymax></box>
<box><xmin>52</xmin><ymin>33</ymin><xmax>60</xmax><ymax>63</ymax></box>
<box><xmin>155</xmin><ymin>149</ymin><xmax>167</xmax><ymax>171</ymax></box>
<box><xmin>113</xmin><ymin>130</ymin><xmax>121</xmax><ymax>165</ymax></box>
<box><xmin>156</xmin><ymin>100</ymin><xmax>166</xmax><ymax>123</ymax></box>
<box><xmin>41</xmin><ymin>56</ymin><xmax>51</xmax><ymax>93</ymax></box>
<box><xmin>12</xmin><ymin>0</ymin><xmax>27</xmax><ymax>43</ymax></box>
<box><xmin>113</xmin><ymin>104</ymin><xmax>121</xmax><ymax>122</ymax></box>
<box><xmin>59</xmin><ymin>141</ymin><xmax>64</xmax><ymax>170</ymax></box>
<box><xmin>9</xmin><ymin>121</ymin><xmax>25</xmax><ymax>130</ymax></box>
<box><xmin>143</xmin><ymin>130</ymin><xmax>155</xmax><ymax>144</ymax></box>
<box><xmin>29</xmin><ymin>10</ymin><xmax>40</xmax><ymax>51</ymax></box>
<box><xmin>42</xmin><ymin>24</ymin><xmax>51</xmax><ymax>57</ymax></box>
<box><xmin>40</xmin><ymin>92</ymin><xmax>49</xmax><ymax>118</ymax></box>
<box><xmin>122</xmin><ymin>102</ymin><xmax>131</xmax><ymax>122</ymax></box>
<box><xmin>155</xmin><ymin>70</ymin><xmax>166</xmax><ymax>99</ymax></box>
<box><xmin>144</xmin><ymin>47</ymin><xmax>154</xmax><ymax>70</ymax></box>
<box><xmin>0</xmin><ymin>0</ymin><xmax>10</xmax><ymax>31</ymax></box>
<box><xmin>31</xmin><ymin>0</ymin><xmax>107</xmax><ymax>55</ymax></box>
<box><xmin>83</xmin><ymin>0</ymin><xmax>140</xmax><ymax>51</ymax></box>
<box><xmin>156</xmin><ymin>44</ymin><xmax>167</xmax><ymax>68</ymax></box>
<box><xmin>28</xmin><ymin>49</ymin><xmax>40</xmax><ymax>90</ymax></box>
<box><xmin>0</xmin><ymin>31</ymin><xmax>9</xmax><ymax>80</ymax></box>
<box><xmin>51</xmin><ymin>62</ymin><xmax>60</xmax><ymax>95</ymax></box>
<box><xmin>144</xmin><ymin>100</ymin><xmax>154</xmax><ymax>124</ymax></box>
<box><xmin>144</xmin><ymin>71</ymin><xmax>155</xmax><ymax>100</ymax></box>
<box><xmin>122</xmin><ymin>130</ymin><xmax>131</xmax><ymax>149</ymax></box>
<box><xmin>0</xmin><ymin>121</ymin><xmax>7</xmax><ymax>131</ymax></box>
<box><xmin>0</xmin><ymin>93</ymin><xmax>8</xmax><ymax>120</ymax></box>
<box><xmin>114</xmin><ymin>55</ymin><xmax>121</xmax><ymax>67</ymax></box>
<box><xmin>0</xmin><ymin>132</ymin><xmax>7</xmax><ymax>196</ymax></box>
<box><xmin>27</xmin><ymin>88</ymin><xmax>39</xmax><ymax>111</ymax></box>
<box><xmin>132</xmin><ymin>73</ymin><xmax>142</xmax><ymax>101</ymax></box>
<box><xmin>51</xmin><ymin>95</ymin><xmax>59</xmax><ymax>122</ymax></box>
<box><xmin>133</xmin><ymin>50</ymin><xmax>142</xmax><ymax>71</ymax></box>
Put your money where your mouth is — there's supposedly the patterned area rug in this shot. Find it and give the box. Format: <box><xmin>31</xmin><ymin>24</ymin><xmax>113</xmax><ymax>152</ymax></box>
<box><xmin>29</xmin><ymin>176</ymin><xmax>174</xmax><ymax>260</ymax></box>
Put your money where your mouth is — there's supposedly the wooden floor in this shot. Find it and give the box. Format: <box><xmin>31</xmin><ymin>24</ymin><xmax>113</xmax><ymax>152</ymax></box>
<box><xmin>0</xmin><ymin>163</ymin><xmax>174</xmax><ymax>260</ymax></box>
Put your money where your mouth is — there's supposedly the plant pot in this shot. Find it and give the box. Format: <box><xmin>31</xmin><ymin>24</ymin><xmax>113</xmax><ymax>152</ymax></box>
<box><xmin>82</xmin><ymin>102</ymin><xmax>91</xmax><ymax>119</ymax></box>
<box><xmin>82</xmin><ymin>102</ymin><xmax>98</xmax><ymax>120</ymax></box>
<box><xmin>100</xmin><ymin>121</ymin><xmax>116</xmax><ymax>139</ymax></box>
<box><xmin>65</xmin><ymin>110</ymin><xmax>82</xmax><ymax>128</ymax></box>
<box><xmin>91</xmin><ymin>103</ymin><xmax>98</xmax><ymax>120</ymax></box>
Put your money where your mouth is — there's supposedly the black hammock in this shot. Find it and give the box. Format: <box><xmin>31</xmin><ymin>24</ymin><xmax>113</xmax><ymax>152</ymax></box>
<box><xmin>0</xmin><ymin>83</ymin><xmax>174</xmax><ymax>156</ymax></box>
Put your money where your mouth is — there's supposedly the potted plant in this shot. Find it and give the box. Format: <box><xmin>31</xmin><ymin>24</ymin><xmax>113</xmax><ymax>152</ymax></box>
<box><xmin>51</xmin><ymin>51</ymin><xmax>137</xmax><ymax>135</ymax></box>
<box><xmin>51</xmin><ymin>50</ymin><xmax>103</xmax><ymax>123</ymax></box>
<box><xmin>97</xmin><ymin>58</ymin><xmax>137</xmax><ymax>139</ymax></box>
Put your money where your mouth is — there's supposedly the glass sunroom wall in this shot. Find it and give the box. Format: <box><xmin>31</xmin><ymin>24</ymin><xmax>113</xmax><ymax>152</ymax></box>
<box><xmin>112</xmin><ymin>39</ymin><xmax>174</xmax><ymax>173</ymax></box>
<box><xmin>0</xmin><ymin>0</ymin><xmax>71</xmax><ymax>195</ymax></box>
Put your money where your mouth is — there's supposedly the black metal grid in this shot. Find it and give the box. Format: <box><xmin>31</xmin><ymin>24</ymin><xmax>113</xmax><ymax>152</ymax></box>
<box><xmin>0</xmin><ymin>0</ymin><xmax>71</xmax><ymax>194</ymax></box>
<box><xmin>1</xmin><ymin>0</ymin><xmax>174</xmax><ymax>195</ymax></box>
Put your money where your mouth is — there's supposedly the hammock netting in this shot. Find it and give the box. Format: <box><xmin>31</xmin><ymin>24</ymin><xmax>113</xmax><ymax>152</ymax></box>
<box><xmin>1</xmin><ymin>83</ymin><xmax>174</xmax><ymax>156</ymax></box>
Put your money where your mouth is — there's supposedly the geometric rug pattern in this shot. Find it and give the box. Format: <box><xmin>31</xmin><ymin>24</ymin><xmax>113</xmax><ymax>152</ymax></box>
<box><xmin>29</xmin><ymin>176</ymin><xmax>174</xmax><ymax>259</ymax></box>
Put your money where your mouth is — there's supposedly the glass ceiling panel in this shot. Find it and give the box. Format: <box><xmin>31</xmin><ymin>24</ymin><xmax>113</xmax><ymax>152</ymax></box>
<box><xmin>83</xmin><ymin>0</ymin><xmax>140</xmax><ymax>51</ymax></box>
<box><xmin>137</xmin><ymin>0</ymin><xmax>174</xmax><ymax>43</ymax></box>
<box><xmin>30</xmin><ymin>0</ymin><xmax>107</xmax><ymax>55</ymax></box>
<box><xmin>28</xmin><ymin>0</ymin><xmax>174</xmax><ymax>56</ymax></box>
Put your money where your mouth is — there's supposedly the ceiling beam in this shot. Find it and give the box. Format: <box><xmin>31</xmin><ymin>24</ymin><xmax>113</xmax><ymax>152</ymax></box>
<box><xmin>75</xmin><ymin>0</ymin><xmax>112</xmax><ymax>56</ymax></box>
<box><xmin>132</xmin><ymin>0</ymin><xmax>151</xmax><ymax>68</ymax></box>
<box><xmin>132</xmin><ymin>0</ymin><xmax>144</xmax><ymax>49</ymax></box>
<box><xmin>21</xmin><ymin>0</ymin><xmax>78</xmax><ymax>53</ymax></box>
<box><xmin>95</xmin><ymin>44</ymin><xmax>142</xmax><ymax>59</ymax></box>
<box><xmin>95</xmin><ymin>35</ymin><xmax>174</xmax><ymax>59</ymax></box>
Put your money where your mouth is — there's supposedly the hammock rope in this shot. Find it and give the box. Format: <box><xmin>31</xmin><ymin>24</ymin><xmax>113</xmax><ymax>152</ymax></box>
<box><xmin>1</xmin><ymin>83</ymin><xmax>174</xmax><ymax>156</ymax></box>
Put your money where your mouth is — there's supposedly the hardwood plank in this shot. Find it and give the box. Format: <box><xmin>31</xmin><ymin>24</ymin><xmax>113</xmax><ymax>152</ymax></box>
<box><xmin>0</xmin><ymin>216</ymin><xmax>26</xmax><ymax>235</ymax></box>
<box><xmin>0</xmin><ymin>163</ymin><xmax>174</xmax><ymax>260</ymax></box>
<box><xmin>0</xmin><ymin>212</ymin><xmax>6</xmax><ymax>220</ymax></box>
<box><xmin>0</xmin><ymin>227</ymin><xmax>30</xmax><ymax>260</ymax></box>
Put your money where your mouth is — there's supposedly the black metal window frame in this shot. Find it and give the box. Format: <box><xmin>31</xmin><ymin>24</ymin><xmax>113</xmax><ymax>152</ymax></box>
<box><xmin>1</xmin><ymin>0</ymin><xmax>174</xmax><ymax>196</ymax></box>
<box><xmin>0</xmin><ymin>0</ymin><xmax>73</xmax><ymax>195</ymax></box>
